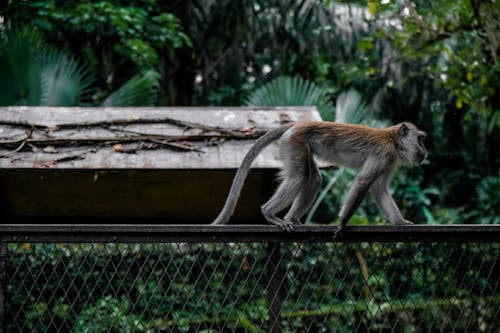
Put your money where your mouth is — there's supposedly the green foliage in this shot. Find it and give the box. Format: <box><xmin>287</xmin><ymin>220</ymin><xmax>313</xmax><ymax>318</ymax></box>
<box><xmin>334</xmin><ymin>89</ymin><xmax>368</xmax><ymax>124</ymax></box>
<box><xmin>363</xmin><ymin>0</ymin><xmax>499</xmax><ymax>126</ymax></box>
<box><xmin>74</xmin><ymin>296</ymin><xmax>144</xmax><ymax>333</ymax></box>
<box><xmin>102</xmin><ymin>70</ymin><xmax>160</xmax><ymax>107</ymax></box>
<box><xmin>0</xmin><ymin>26</ymin><xmax>159</xmax><ymax>106</ymax></box>
<box><xmin>0</xmin><ymin>27</ymin><xmax>92</xmax><ymax>106</ymax></box>
<box><xmin>243</xmin><ymin>76</ymin><xmax>334</xmax><ymax>120</ymax></box>
<box><xmin>40</xmin><ymin>51</ymin><xmax>94</xmax><ymax>106</ymax></box>
<box><xmin>57</xmin><ymin>2</ymin><xmax>190</xmax><ymax>69</ymax></box>
<box><xmin>6</xmin><ymin>242</ymin><xmax>498</xmax><ymax>332</ymax></box>
<box><xmin>0</xmin><ymin>27</ymin><xmax>43</xmax><ymax>105</ymax></box>
<box><xmin>1</xmin><ymin>0</ymin><xmax>190</xmax><ymax>100</ymax></box>
<box><xmin>392</xmin><ymin>168</ymin><xmax>440</xmax><ymax>224</ymax></box>
<box><xmin>469</xmin><ymin>176</ymin><xmax>500</xmax><ymax>224</ymax></box>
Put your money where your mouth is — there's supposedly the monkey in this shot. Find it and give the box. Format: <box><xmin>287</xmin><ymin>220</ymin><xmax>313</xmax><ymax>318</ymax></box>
<box><xmin>211</xmin><ymin>121</ymin><xmax>427</xmax><ymax>238</ymax></box>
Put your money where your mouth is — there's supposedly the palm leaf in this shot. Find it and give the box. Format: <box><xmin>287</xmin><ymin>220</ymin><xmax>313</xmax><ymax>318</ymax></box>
<box><xmin>334</xmin><ymin>88</ymin><xmax>367</xmax><ymax>124</ymax></box>
<box><xmin>243</xmin><ymin>76</ymin><xmax>334</xmax><ymax>120</ymax></box>
<box><xmin>102</xmin><ymin>70</ymin><xmax>159</xmax><ymax>106</ymax></box>
<box><xmin>40</xmin><ymin>50</ymin><xmax>94</xmax><ymax>106</ymax></box>
<box><xmin>0</xmin><ymin>27</ymin><xmax>94</xmax><ymax>106</ymax></box>
<box><xmin>334</xmin><ymin>87</ymin><xmax>389</xmax><ymax>128</ymax></box>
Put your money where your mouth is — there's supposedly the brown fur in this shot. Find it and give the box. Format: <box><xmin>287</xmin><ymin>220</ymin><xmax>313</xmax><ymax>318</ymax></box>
<box><xmin>292</xmin><ymin>122</ymin><xmax>396</xmax><ymax>150</ymax></box>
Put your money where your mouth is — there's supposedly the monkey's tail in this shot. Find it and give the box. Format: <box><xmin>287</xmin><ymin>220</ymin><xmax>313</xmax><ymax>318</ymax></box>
<box><xmin>211</xmin><ymin>124</ymin><xmax>294</xmax><ymax>225</ymax></box>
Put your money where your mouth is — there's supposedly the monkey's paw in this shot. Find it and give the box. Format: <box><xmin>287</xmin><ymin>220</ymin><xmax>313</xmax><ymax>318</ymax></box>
<box><xmin>276</xmin><ymin>221</ymin><xmax>295</xmax><ymax>232</ymax></box>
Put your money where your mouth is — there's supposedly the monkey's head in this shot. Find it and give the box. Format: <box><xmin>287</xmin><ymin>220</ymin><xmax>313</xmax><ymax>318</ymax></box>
<box><xmin>395</xmin><ymin>123</ymin><xmax>427</xmax><ymax>165</ymax></box>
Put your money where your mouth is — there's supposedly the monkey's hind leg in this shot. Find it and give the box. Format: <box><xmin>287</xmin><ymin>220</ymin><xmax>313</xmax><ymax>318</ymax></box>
<box><xmin>284</xmin><ymin>150</ymin><xmax>322</xmax><ymax>224</ymax></box>
<box><xmin>261</xmin><ymin>138</ymin><xmax>312</xmax><ymax>231</ymax></box>
<box><xmin>261</xmin><ymin>176</ymin><xmax>303</xmax><ymax>231</ymax></box>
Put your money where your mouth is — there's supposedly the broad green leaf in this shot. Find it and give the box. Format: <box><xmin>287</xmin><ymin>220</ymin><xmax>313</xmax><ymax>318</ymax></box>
<box><xmin>102</xmin><ymin>70</ymin><xmax>159</xmax><ymax>106</ymax></box>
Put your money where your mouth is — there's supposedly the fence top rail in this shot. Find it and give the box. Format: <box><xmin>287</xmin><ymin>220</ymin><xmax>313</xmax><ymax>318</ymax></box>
<box><xmin>0</xmin><ymin>224</ymin><xmax>499</xmax><ymax>243</ymax></box>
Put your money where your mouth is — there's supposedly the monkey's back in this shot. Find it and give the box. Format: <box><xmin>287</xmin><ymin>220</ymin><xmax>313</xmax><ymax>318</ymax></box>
<box><xmin>288</xmin><ymin>122</ymin><xmax>397</xmax><ymax>169</ymax></box>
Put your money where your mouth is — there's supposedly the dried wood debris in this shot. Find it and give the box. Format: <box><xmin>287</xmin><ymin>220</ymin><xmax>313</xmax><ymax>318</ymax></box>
<box><xmin>0</xmin><ymin>117</ymin><xmax>268</xmax><ymax>156</ymax></box>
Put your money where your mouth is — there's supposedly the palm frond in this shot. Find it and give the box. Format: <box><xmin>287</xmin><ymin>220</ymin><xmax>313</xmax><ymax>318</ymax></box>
<box><xmin>334</xmin><ymin>88</ymin><xmax>367</xmax><ymax>124</ymax></box>
<box><xmin>102</xmin><ymin>70</ymin><xmax>159</xmax><ymax>107</ymax></box>
<box><xmin>243</xmin><ymin>76</ymin><xmax>334</xmax><ymax>120</ymax></box>
<box><xmin>40</xmin><ymin>50</ymin><xmax>94</xmax><ymax>106</ymax></box>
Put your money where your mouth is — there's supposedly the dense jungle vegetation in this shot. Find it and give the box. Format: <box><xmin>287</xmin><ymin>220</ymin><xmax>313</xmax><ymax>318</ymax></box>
<box><xmin>0</xmin><ymin>1</ymin><xmax>498</xmax><ymax>331</ymax></box>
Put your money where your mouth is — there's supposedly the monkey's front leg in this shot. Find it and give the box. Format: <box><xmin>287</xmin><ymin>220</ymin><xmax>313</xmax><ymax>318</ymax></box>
<box><xmin>369</xmin><ymin>173</ymin><xmax>414</xmax><ymax>226</ymax></box>
<box><xmin>334</xmin><ymin>171</ymin><xmax>378</xmax><ymax>239</ymax></box>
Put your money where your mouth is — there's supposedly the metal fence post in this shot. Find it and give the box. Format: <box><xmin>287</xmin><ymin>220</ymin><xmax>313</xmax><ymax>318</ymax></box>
<box><xmin>267</xmin><ymin>242</ymin><xmax>283</xmax><ymax>333</ymax></box>
<box><xmin>0</xmin><ymin>241</ymin><xmax>6</xmax><ymax>333</ymax></box>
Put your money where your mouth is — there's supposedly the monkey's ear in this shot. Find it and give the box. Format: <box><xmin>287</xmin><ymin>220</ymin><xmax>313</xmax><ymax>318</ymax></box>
<box><xmin>398</xmin><ymin>123</ymin><xmax>409</xmax><ymax>136</ymax></box>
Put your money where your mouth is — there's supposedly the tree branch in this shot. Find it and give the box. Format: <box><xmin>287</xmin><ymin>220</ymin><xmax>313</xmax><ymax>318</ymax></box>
<box><xmin>0</xmin><ymin>116</ymin><xmax>262</xmax><ymax>139</ymax></box>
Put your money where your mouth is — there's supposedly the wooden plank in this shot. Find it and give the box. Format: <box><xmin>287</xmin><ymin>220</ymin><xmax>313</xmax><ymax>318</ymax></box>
<box><xmin>0</xmin><ymin>107</ymin><xmax>321</xmax><ymax>169</ymax></box>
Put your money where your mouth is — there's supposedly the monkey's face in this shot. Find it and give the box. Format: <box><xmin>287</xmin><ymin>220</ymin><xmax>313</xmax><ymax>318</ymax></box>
<box><xmin>415</xmin><ymin>131</ymin><xmax>427</xmax><ymax>162</ymax></box>
<box><xmin>397</xmin><ymin>123</ymin><xmax>427</xmax><ymax>165</ymax></box>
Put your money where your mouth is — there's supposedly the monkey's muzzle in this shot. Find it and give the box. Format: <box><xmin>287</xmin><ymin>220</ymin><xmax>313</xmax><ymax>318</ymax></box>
<box><xmin>417</xmin><ymin>150</ymin><xmax>427</xmax><ymax>163</ymax></box>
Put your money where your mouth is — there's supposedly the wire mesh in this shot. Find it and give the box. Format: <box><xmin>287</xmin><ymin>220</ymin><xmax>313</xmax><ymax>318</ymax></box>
<box><xmin>3</xmin><ymin>241</ymin><xmax>499</xmax><ymax>332</ymax></box>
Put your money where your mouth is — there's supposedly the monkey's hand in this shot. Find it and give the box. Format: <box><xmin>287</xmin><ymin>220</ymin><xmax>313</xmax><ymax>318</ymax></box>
<box><xmin>333</xmin><ymin>226</ymin><xmax>345</xmax><ymax>240</ymax></box>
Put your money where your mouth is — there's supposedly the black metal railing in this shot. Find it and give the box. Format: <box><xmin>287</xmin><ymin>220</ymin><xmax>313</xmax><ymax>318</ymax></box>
<box><xmin>0</xmin><ymin>225</ymin><xmax>498</xmax><ymax>332</ymax></box>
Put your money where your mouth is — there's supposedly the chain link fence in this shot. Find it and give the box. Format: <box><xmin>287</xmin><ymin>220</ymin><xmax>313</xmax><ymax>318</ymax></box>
<box><xmin>1</xmin><ymin>225</ymin><xmax>498</xmax><ymax>332</ymax></box>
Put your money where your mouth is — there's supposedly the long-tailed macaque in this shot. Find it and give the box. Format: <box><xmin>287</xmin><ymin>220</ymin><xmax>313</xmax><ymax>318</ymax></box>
<box><xmin>212</xmin><ymin>121</ymin><xmax>427</xmax><ymax>237</ymax></box>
